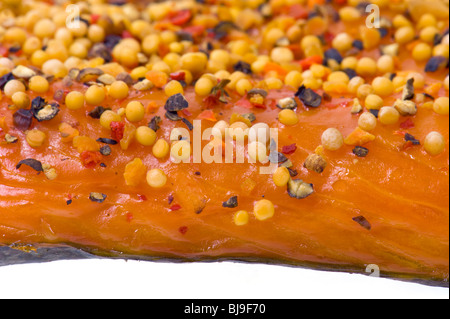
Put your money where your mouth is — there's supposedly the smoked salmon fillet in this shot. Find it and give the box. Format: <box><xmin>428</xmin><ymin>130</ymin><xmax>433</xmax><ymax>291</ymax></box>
<box><xmin>0</xmin><ymin>0</ymin><xmax>448</xmax><ymax>287</ymax></box>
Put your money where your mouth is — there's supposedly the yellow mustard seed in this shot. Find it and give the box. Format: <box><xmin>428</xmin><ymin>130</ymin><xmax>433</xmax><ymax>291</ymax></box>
<box><xmin>135</xmin><ymin>126</ymin><xmax>157</xmax><ymax>146</ymax></box>
<box><xmin>12</xmin><ymin>92</ymin><xmax>30</xmax><ymax>109</ymax></box>
<box><xmin>4</xmin><ymin>80</ymin><xmax>26</xmax><ymax>98</ymax></box>
<box><xmin>65</xmin><ymin>91</ymin><xmax>85</xmax><ymax>110</ymax></box>
<box><xmin>321</xmin><ymin>128</ymin><xmax>344</xmax><ymax>151</ymax></box>
<box><xmin>99</xmin><ymin>110</ymin><xmax>121</xmax><ymax>130</ymax></box>
<box><xmin>234</xmin><ymin>210</ymin><xmax>249</xmax><ymax>226</ymax></box>
<box><xmin>29</xmin><ymin>75</ymin><xmax>49</xmax><ymax>94</ymax></box>
<box><xmin>395</xmin><ymin>26</ymin><xmax>416</xmax><ymax>45</ymax></box>
<box><xmin>356</xmin><ymin>57</ymin><xmax>377</xmax><ymax>77</ymax></box>
<box><xmin>248</xmin><ymin>141</ymin><xmax>268</xmax><ymax>163</ymax></box>
<box><xmin>378</xmin><ymin>106</ymin><xmax>400</xmax><ymax>125</ymax></box>
<box><xmin>236</xmin><ymin>78</ymin><xmax>253</xmax><ymax>96</ymax></box>
<box><xmin>109</xmin><ymin>81</ymin><xmax>129</xmax><ymax>100</ymax></box>
<box><xmin>433</xmin><ymin>97</ymin><xmax>449</xmax><ymax>115</ymax></box>
<box><xmin>85</xmin><ymin>85</ymin><xmax>106</xmax><ymax>105</ymax></box>
<box><xmin>284</xmin><ymin>70</ymin><xmax>303</xmax><ymax>88</ymax></box>
<box><xmin>125</xmin><ymin>101</ymin><xmax>145</xmax><ymax>122</ymax></box>
<box><xmin>372</xmin><ymin>77</ymin><xmax>394</xmax><ymax>97</ymax></box>
<box><xmin>264</xmin><ymin>77</ymin><xmax>284</xmax><ymax>90</ymax></box>
<box><xmin>273</xmin><ymin>166</ymin><xmax>290</xmax><ymax>187</ymax></box>
<box><xmin>26</xmin><ymin>129</ymin><xmax>46</xmax><ymax>148</ymax></box>
<box><xmin>146</xmin><ymin>168</ymin><xmax>167</xmax><ymax>188</ymax></box>
<box><xmin>423</xmin><ymin>131</ymin><xmax>446</xmax><ymax>156</ymax></box>
<box><xmin>254</xmin><ymin>199</ymin><xmax>275</xmax><ymax>221</ymax></box>
<box><xmin>358</xmin><ymin>112</ymin><xmax>377</xmax><ymax>131</ymax></box>
<box><xmin>278</xmin><ymin>109</ymin><xmax>299</xmax><ymax>126</ymax></box>
<box><xmin>195</xmin><ymin>77</ymin><xmax>215</xmax><ymax>96</ymax></box>
<box><xmin>170</xmin><ymin>140</ymin><xmax>191</xmax><ymax>162</ymax></box>
<box><xmin>365</xmin><ymin>94</ymin><xmax>384</xmax><ymax>110</ymax></box>
<box><xmin>164</xmin><ymin>80</ymin><xmax>184</xmax><ymax>97</ymax></box>
<box><xmin>412</xmin><ymin>43</ymin><xmax>433</xmax><ymax>62</ymax></box>
<box><xmin>152</xmin><ymin>139</ymin><xmax>170</xmax><ymax>159</ymax></box>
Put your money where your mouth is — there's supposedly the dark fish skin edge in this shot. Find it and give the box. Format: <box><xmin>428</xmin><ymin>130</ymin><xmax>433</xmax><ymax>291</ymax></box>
<box><xmin>0</xmin><ymin>244</ymin><xmax>447</xmax><ymax>288</ymax></box>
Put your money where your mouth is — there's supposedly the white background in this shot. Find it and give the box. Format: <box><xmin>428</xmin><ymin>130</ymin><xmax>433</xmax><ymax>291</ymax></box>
<box><xmin>0</xmin><ymin>259</ymin><xmax>447</xmax><ymax>299</ymax></box>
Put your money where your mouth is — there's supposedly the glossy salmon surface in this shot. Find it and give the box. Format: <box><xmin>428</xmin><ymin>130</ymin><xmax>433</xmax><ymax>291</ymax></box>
<box><xmin>0</xmin><ymin>0</ymin><xmax>448</xmax><ymax>286</ymax></box>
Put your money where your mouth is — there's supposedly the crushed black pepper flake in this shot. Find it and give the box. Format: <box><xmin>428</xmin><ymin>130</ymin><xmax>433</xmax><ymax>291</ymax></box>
<box><xmin>352</xmin><ymin>215</ymin><xmax>371</xmax><ymax>230</ymax></box>
<box><xmin>425</xmin><ymin>56</ymin><xmax>448</xmax><ymax>73</ymax></box>
<box><xmin>96</xmin><ymin>138</ymin><xmax>118</xmax><ymax>145</ymax></box>
<box><xmin>287</xmin><ymin>168</ymin><xmax>298</xmax><ymax>177</ymax></box>
<box><xmin>88</xmin><ymin>106</ymin><xmax>110</xmax><ymax>119</ymax></box>
<box><xmin>182</xmin><ymin>118</ymin><xmax>193</xmax><ymax>131</ymax></box>
<box><xmin>369</xmin><ymin>109</ymin><xmax>379</xmax><ymax>118</ymax></box>
<box><xmin>165</xmin><ymin>111</ymin><xmax>182</xmax><ymax>121</ymax></box>
<box><xmin>99</xmin><ymin>145</ymin><xmax>112</xmax><ymax>156</ymax></box>
<box><xmin>233</xmin><ymin>61</ymin><xmax>252</xmax><ymax>75</ymax></box>
<box><xmin>168</xmin><ymin>194</ymin><xmax>174</xmax><ymax>205</ymax></box>
<box><xmin>295</xmin><ymin>85</ymin><xmax>322</xmax><ymax>108</ymax></box>
<box><xmin>34</xmin><ymin>103</ymin><xmax>60</xmax><ymax>122</ymax></box>
<box><xmin>222</xmin><ymin>196</ymin><xmax>238</xmax><ymax>208</ymax></box>
<box><xmin>164</xmin><ymin>93</ymin><xmax>189</xmax><ymax>112</ymax></box>
<box><xmin>402</xmin><ymin>78</ymin><xmax>415</xmax><ymax>100</ymax></box>
<box><xmin>16</xmin><ymin>159</ymin><xmax>44</xmax><ymax>172</ymax></box>
<box><xmin>148</xmin><ymin>116</ymin><xmax>162</xmax><ymax>132</ymax></box>
<box><xmin>89</xmin><ymin>192</ymin><xmax>107</xmax><ymax>203</ymax></box>
<box><xmin>13</xmin><ymin>109</ymin><xmax>33</xmax><ymax>131</ymax></box>
<box><xmin>5</xmin><ymin>134</ymin><xmax>18</xmax><ymax>144</ymax></box>
<box><xmin>268</xmin><ymin>151</ymin><xmax>288</xmax><ymax>164</ymax></box>
<box><xmin>404</xmin><ymin>133</ymin><xmax>420</xmax><ymax>145</ymax></box>
<box><xmin>303</xmin><ymin>154</ymin><xmax>327</xmax><ymax>173</ymax></box>
<box><xmin>287</xmin><ymin>179</ymin><xmax>314</xmax><ymax>199</ymax></box>
<box><xmin>352</xmin><ymin>146</ymin><xmax>369</xmax><ymax>157</ymax></box>
<box><xmin>66</xmin><ymin>199</ymin><xmax>73</xmax><ymax>205</ymax></box>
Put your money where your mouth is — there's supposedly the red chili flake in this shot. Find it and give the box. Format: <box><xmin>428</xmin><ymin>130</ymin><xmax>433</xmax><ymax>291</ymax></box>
<box><xmin>299</xmin><ymin>55</ymin><xmax>323</xmax><ymax>70</ymax></box>
<box><xmin>110</xmin><ymin>121</ymin><xmax>125</xmax><ymax>141</ymax></box>
<box><xmin>400</xmin><ymin>118</ymin><xmax>415</xmax><ymax>129</ymax></box>
<box><xmin>0</xmin><ymin>46</ymin><xmax>8</xmax><ymax>57</ymax></box>
<box><xmin>121</xmin><ymin>30</ymin><xmax>133</xmax><ymax>39</ymax></box>
<box><xmin>183</xmin><ymin>25</ymin><xmax>205</xmax><ymax>37</ymax></box>
<box><xmin>234</xmin><ymin>96</ymin><xmax>254</xmax><ymax>109</ymax></box>
<box><xmin>253</xmin><ymin>103</ymin><xmax>267</xmax><ymax>109</ymax></box>
<box><xmin>178</xmin><ymin>226</ymin><xmax>188</xmax><ymax>235</ymax></box>
<box><xmin>91</xmin><ymin>14</ymin><xmax>100</xmax><ymax>24</ymax></box>
<box><xmin>282</xmin><ymin>143</ymin><xmax>297</xmax><ymax>155</ymax></box>
<box><xmin>157</xmin><ymin>42</ymin><xmax>170</xmax><ymax>58</ymax></box>
<box><xmin>181</xmin><ymin>109</ymin><xmax>192</xmax><ymax>117</ymax></box>
<box><xmin>400</xmin><ymin>140</ymin><xmax>415</xmax><ymax>151</ymax></box>
<box><xmin>394</xmin><ymin>130</ymin><xmax>407</xmax><ymax>137</ymax></box>
<box><xmin>126</xmin><ymin>212</ymin><xmax>133</xmax><ymax>222</ymax></box>
<box><xmin>170</xmin><ymin>71</ymin><xmax>186</xmax><ymax>81</ymax></box>
<box><xmin>137</xmin><ymin>194</ymin><xmax>147</xmax><ymax>201</ymax></box>
<box><xmin>203</xmin><ymin>92</ymin><xmax>223</xmax><ymax>109</ymax></box>
<box><xmin>80</xmin><ymin>151</ymin><xmax>103</xmax><ymax>169</ymax></box>
<box><xmin>170</xmin><ymin>204</ymin><xmax>182</xmax><ymax>211</ymax></box>
<box><xmin>169</xmin><ymin>10</ymin><xmax>192</xmax><ymax>26</ymax></box>
<box><xmin>288</xmin><ymin>4</ymin><xmax>309</xmax><ymax>19</ymax></box>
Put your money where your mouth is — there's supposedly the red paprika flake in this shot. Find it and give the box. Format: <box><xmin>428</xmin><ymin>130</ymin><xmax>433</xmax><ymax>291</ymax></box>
<box><xmin>282</xmin><ymin>143</ymin><xmax>297</xmax><ymax>155</ymax></box>
<box><xmin>169</xmin><ymin>10</ymin><xmax>192</xmax><ymax>26</ymax></box>
<box><xmin>137</xmin><ymin>194</ymin><xmax>147</xmax><ymax>201</ymax></box>
<box><xmin>170</xmin><ymin>204</ymin><xmax>182</xmax><ymax>211</ymax></box>
<box><xmin>178</xmin><ymin>226</ymin><xmax>188</xmax><ymax>235</ymax></box>
<box><xmin>170</xmin><ymin>71</ymin><xmax>186</xmax><ymax>81</ymax></box>
<box><xmin>110</xmin><ymin>121</ymin><xmax>125</xmax><ymax>141</ymax></box>
<box><xmin>126</xmin><ymin>212</ymin><xmax>133</xmax><ymax>222</ymax></box>
<box><xmin>80</xmin><ymin>151</ymin><xmax>103</xmax><ymax>169</ymax></box>
<box><xmin>400</xmin><ymin>118</ymin><xmax>415</xmax><ymax>129</ymax></box>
